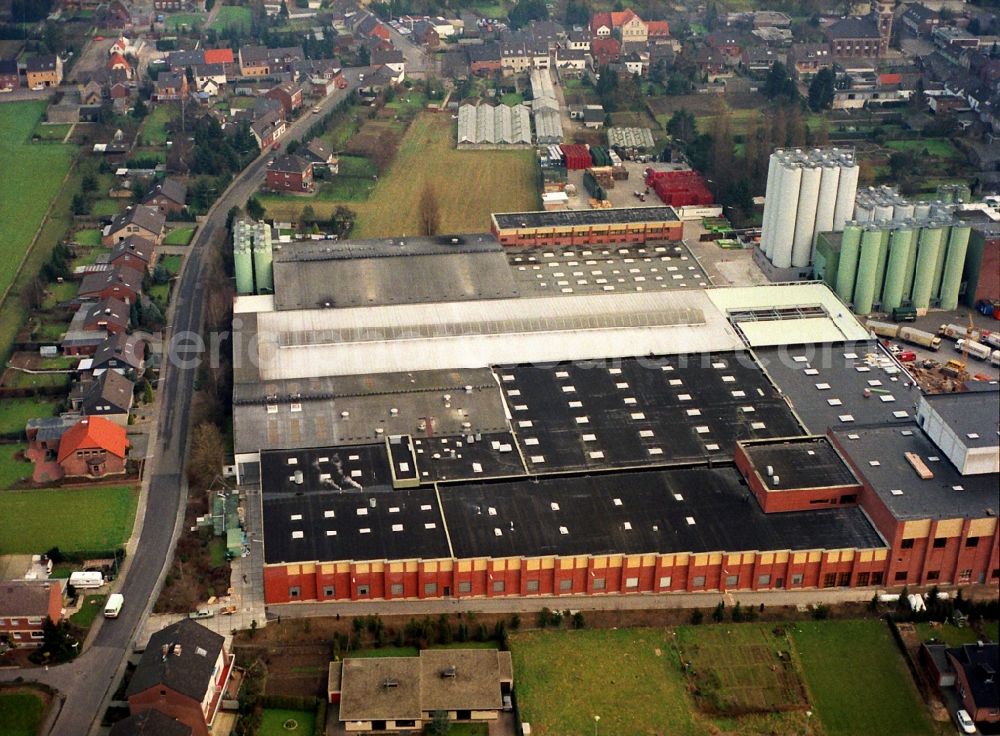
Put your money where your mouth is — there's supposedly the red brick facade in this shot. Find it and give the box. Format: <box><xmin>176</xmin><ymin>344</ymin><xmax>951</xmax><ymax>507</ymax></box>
<box><xmin>491</xmin><ymin>221</ymin><xmax>682</xmax><ymax>247</ymax></box>
<box><xmin>128</xmin><ymin>686</ymin><xmax>210</xmax><ymax>736</ymax></box>
<box><xmin>0</xmin><ymin>582</ymin><xmax>62</xmax><ymax>647</ymax></box>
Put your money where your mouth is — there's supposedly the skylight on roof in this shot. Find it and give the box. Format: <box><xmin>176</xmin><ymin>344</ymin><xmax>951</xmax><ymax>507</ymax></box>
<box><xmin>292</xmin><ymin>531</ymin><xmax>304</xmax><ymax>539</ymax></box>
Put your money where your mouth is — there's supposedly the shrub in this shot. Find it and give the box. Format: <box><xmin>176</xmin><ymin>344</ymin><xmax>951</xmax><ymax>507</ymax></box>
<box><xmin>690</xmin><ymin>609</ymin><xmax>704</xmax><ymax>625</ymax></box>
<box><xmin>812</xmin><ymin>604</ymin><xmax>830</xmax><ymax>620</ymax></box>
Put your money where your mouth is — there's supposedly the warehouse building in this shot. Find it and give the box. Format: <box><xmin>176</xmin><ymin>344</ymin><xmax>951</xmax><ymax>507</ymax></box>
<box><xmin>490</xmin><ymin>207</ymin><xmax>682</xmax><ymax>246</ymax></box>
<box><xmin>529</xmin><ymin>67</ymin><xmax>563</xmax><ymax>144</ymax></box>
<box><xmin>456</xmin><ymin>103</ymin><xmax>532</xmax><ymax>148</ymax></box>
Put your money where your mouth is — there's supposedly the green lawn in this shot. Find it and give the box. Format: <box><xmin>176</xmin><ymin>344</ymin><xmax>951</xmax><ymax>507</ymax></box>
<box><xmin>0</xmin><ymin>688</ymin><xmax>48</xmax><ymax>736</ymax></box>
<box><xmin>885</xmin><ymin>138</ymin><xmax>961</xmax><ymax>159</ymax></box>
<box><xmin>209</xmin><ymin>5</ymin><xmax>252</xmax><ymax>32</ymax></box>
<box><xmin>1</xmin><ymin>369</ymin><xmax>71</xmax><ymax>391</ymax></box>
<box><xmin>163</xmin><ymin>12</ymin><xmax>206</xmax><ymax>31</ymax></box>
<box><xmin>793</xmin><ymin>620</ymin><xmax>934</xmax><ymax>736</ymax></box>
<box><xmin>913</xmin><ymin>622</ymin><xmax>988</xmax><ymax>647</ymax></box>
<box><xmin>163</xmin><ymin>226</ymin><xmax>194</xmax><ymax>246</ymax></box>
<box><xmin>33</xmin><ymin>123</ymin><xmax>72</xmax><ymax>142</ymax></box>
<box><xmin>500</xmin><ymin>92</ymin><xmax>524</xmax><ymax>106</ymax></box>
<box><xmin>258</xmin><ymin>709</ymin><xmax>316</xmax><ymax>736</ymax></box>
<box><xmin>0</xmin><ymin>442</ymin><xmax>31</xmax><ymax>490</ymax></box>
<box><xmin>148</xmin><ymin>282</ymin><xmax>170</xmax><ymax>308</ymax></box>
<box><xmin>0</xmin><ymin>485</ymin><xmax>138</xmax><ymax>554</ymax></box>
<box><xmin>69</xmin><ymin>594</ymin><xmax>107</xmax><ymax>629</ymax></box>
<box><xmin>0</xmin><ymin>397</ymin><xmax>61</xmax><ymax>437</ymax></box>
<box><xmin>208</xmin><ymin>537</ymin><xmax>227</xmax><ymax>567</ymax></box>
<box><xmin>142</xmin><ymin>104</ymin><xmax>174</xmax><ymax>146</ymax></box>
<box><xmin>90</xmin><ymin>198</ymin><xmax>121</xmax><ymax>217</ymax></box>
<box><xmin>159</xmin><ymin>254</ymin><xmax>183</xmax><ymax>275</ymax></box>
<box><xmin>41</xmin><ymin>280</ymin><xmax>78</xmax><ymax>310</ymax></box>
<box><xmin>71</xmin><ymin>228</ymin><xmax>102</xmax><ymax>246</ymax></box>
<box><xmin>0</xmin><ymin>101</ymin><xmax>75</xmax><ymax>312</ymax></box>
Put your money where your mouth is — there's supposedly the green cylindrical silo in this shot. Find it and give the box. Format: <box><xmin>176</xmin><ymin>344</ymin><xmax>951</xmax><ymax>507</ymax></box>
<box><xmin>901</xmin><ymin>225</ymin><xmax>919</xmax><ymax>303</ymax></box>
<box><xmin>871</xmin><ymin>228</ymin><xmax>890</xmax><ymax>307</ymax></box>
<box><xmin>253</xmin><ymin>225</ymin><xmax>274</xmax><ymax>294</ymax></box>
<box><xmin>835</xmin><ymin>224</ymin><xmax>862</xmax><ymax>304</ymax></box>
<box><xmin>930</xmin><ymin>224</ymin><xmax>950</xmax><ymax>302</ymax></box>
<box><xmin>912</xmin><ymin>225</ymin><xmax>944</xmax><ymax>309</ymax></box>
<box><xmin>962</xmin><ymin>229</ymin><xmax>986</xmax><ymax>308</ymax></box>
<box><xmin>882</xmin><ymin>226</ymin><xmax>914</xmax><ymax>311</ymax></box>
<box><xmin>939</xmin><ymin>224</ymin><xmax>971</xmax><ymax>310</ymax></box>
<box><xmin>853</xmin><ymin>228</ymin><xmax>884</xmax><ymax>315</ymax></box>
<box><xmin>234</xmin><ymin>221</ymin><xmax>255</xmax><ymax>295</ymax></box>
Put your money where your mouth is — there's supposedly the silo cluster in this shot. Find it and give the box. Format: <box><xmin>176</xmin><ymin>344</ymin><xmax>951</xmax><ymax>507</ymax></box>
<box><xmin>831</xmin><ymin>218</ymin><xmax>971</xmax><ymax>315</ymax></box>
<box><xmin>854</xmin><ymin>186</ymin><xmax>956</xmax><ymax>224</ymax></box>
<box><xmin>760</xmin><ymin>148</ymin><xmax>859</xmax><ymax>269</ymax></box>
<box><xmin>233</xmin><ymin>220</ymin><xmax>274</xmax><ymax>295</ymax></box>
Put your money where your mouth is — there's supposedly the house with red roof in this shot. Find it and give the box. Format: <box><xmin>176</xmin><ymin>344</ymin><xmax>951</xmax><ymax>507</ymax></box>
<box><xmin>57</xmin><ymin>416</ymin><xmax>128</xmax><ymax>478</ymax></box>
<box><xmin>202</xmin><ymin>48</ymin><xmax>234</xmax><ymax>66</ymax></box>
<box><xmin>108</xmin><ymin>52</ymin><xmax>133</xmax><ymax>79</ymax></box>
<box><xmin>591</xmin><ymin>37</ymin><xmax>621</xmax><ymax>67</ymax></box>
<box><xmin>647</xmin><ymin>20</ymin><xmax>670</xmax><ymax>38</ymax></box>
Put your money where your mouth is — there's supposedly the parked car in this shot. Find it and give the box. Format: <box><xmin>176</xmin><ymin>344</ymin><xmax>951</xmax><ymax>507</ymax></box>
<box><xmin>0</xmin><ymin>87</ymin><xmax>12</xmax><ymax>93</ymax></box>
<box><xmin>31</xmin><ymin>84</ymin><xmax>45</xmax><ymax>91</ymax></box>
<box><xmin>188</xmin><ymin>608</ymin><xmax>215</xmax><ymax>619</ymax></box>
<box><xmin>955</xmin><ymin>709</ymin><xmax>977</xmax><ymax>735</ymax></box>
<box><xmin>312</xmin><ymin>106</ymin><xmax>321</xmax><ymax>114</ymax></box>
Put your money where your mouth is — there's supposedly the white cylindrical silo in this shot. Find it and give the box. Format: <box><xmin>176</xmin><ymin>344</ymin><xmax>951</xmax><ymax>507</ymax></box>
<box><xmin>913</xmin><ymin>202</ymin><xmax>930</xmax><ymax>220</ymax></box>
<box><xmin>814</xmin><ymin>161</ymin><xmax>840</xmax><ymax>238</ymax></box>
<box><xmin>874</xmin><ymin>202</ymin><xmax>894</xmax><ymax>222</ymax></box>
<box><xmin>893</xmin><ymin>202</ymin><xmax>914</xmax><ymax>221</ymax></box>
<box><xmin>792</xmin><ymin>164</ymin><xmax>821</xmax><ymax>267</ymax></box>
<box><xmin>772</xmin><ymin>160</ymin><xmax>801</xmax><ymax>269</ymax></box>
<box><xmin>833</xmin><ymin>162</ymin><xmax>860</xmax><ymax>230</ymax></box>
<box><xmin>854</xmin><ymin>202</ymin><xmax>874</xmax><ymax>223</ymax></box>
<box><xmin>762</xmin><ymin>152</ymin><xmax>781</xmax><ymax>259</ymax></box>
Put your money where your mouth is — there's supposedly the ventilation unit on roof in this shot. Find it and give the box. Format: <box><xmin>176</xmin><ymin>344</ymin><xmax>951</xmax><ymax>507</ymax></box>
<box><xmin>441</xmin><ymin>666</ymin><xmax>457</xmax><ymax>678</ymax></box>
<box><xmin>382</xmin><ymin>678</ymin><xmax>399</xmax><ymax>688</ymax></box>
<box><xmin>293</xmin><ymin>470</ymin><xmax>304</xmax><ymax>485</ymax></box>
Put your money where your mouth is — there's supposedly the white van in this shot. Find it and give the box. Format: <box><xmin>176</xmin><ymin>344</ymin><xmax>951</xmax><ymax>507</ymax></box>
<box><xmin>69</xmin><ymin>571</ymin><xmax>104</xmax><ymax>589</ymax></box>
<box><xmin>104</xmin><ymin>593</ymin><xmax>124</xmax><ymax>618</ymax></box>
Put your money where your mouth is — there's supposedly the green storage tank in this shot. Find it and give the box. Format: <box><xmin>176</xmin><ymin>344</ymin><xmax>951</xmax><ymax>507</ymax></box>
<box><xmin>835</xmin><ymin>224</ymin><xmax>862</xmax><ymax>303</ymax></box>
<box><xmin>882</xmin><ymin>226</ymin><xmax>915</xmax><ymax>311</ymax></box>
<box><xmin>901</xmin><ymin>225</ymin><xmax>919</xmax><ymax>303</ymax></box>
<box><xmin>871</xmin><ymin>228</ymin><xmax>890</xmax><ymax>307</ymax></box>
<box><xmin>912</xmin><ymin>225</ymin><xmax>944</xmax><ymax>309</ymax></box>
<box><xmin>853</xmin><ymin>227</ymin><xmax>883</xmax><ymax>315</ymax></box>
<box><xmin>939</xmin><ymin>224</ymin><xmax>971</xmax><ymax>310</ymax></box>
<box><xmin>962</xmin><ymin>228</ymin><xmax>989</xmax><ymax>308</ymax></box>
<box><xmin>233</xmin><ymin>221</ymin><xmax>255</xmax><ymax>295</ymax></box>
<box><xmin>813</xmin><ymin>232</ymin><xmax>841</xmax><ymax>288</ymax></box>
<box><xmin>930</xmin><ymin>223</ymin><xmax>950</xmax><ymax>301</ymax></box>
<box><xmin>252</xmin><ymin>224</ymin><xmax>274</xmax><ymax>294</ymax></box>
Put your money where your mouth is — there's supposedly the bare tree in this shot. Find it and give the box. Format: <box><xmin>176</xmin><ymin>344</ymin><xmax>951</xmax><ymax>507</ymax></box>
<box><xmin>419</xmin><ymin>182</ymin><xmax>441</xmax><ymax>236</ymax></box>
<box><xmin>187</xmin><ymin>421</ymin><xmax>225</xmax><ymax>491</ymax></box>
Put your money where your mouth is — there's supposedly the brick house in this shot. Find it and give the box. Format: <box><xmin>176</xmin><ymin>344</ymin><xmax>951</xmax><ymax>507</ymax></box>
<box><xmin>109</xmin><ymin>235</ymin><xmax>156</xmax><ymax>272</ymax></box>
<box><xmin>0</xmin><ymin>58</ymin><xmax>20</xmax><ymax>89</ymax></box>
<box><xmin>590</xmin><ymin>37</ymin><xmax>621</xmax><ymax>67</ymax></box>
<box><xmin>411</xmin><ymin>21</ymin><xmax>441</xmax><ymax>49</ymax></box>
<box><xmin>77</xmin><ymin>264</ymin><xmax>144</xmax><ymax>304</ymax></box>
<box><xmin>109</xmin><ymin>710</ymin><xmax>193</xmax><ymax>736</ymax></box>
<box><xmin>300</xmin><ymin>139</ymin><xmax>339</xmax><ymax>173</ymax></box>
<box><xmin>825</xmin><ymin>16</ymin><xmax>882</xmax><ymax>58</ymax></box>
<box><xmin>57</xmin><ymin>416</ymin><xmax>128</xmax><ymax>478</ymax></box>
<box><xmin>467</xmin><ymin>43</ymin><xmax>502</xmax><ymax>76</ymax></box>
<box><xmin>26</xmin><ymin>55</ymin><xmax>63</xmax><ymax>88</ymax></box>
<box><xmin>264</xmin><ymin>83</ymin><xmax>303</xmax><ymax>117</ymax></box>
<box><xmin>72</xmin><ymin>370</ymin><xmax>135</xmax><ymax>426</ymax></box>
<box><xmin>108</xmin><ymin>53</ymin><xmax>133</xmax><ymax>79</ymax></box>
<box><xmin>141</xmin><ymin>178</ymin><xmax>187</xmax><ymax>215</ymax></box>
<box><xmin>103</xmin><ymin>205</ymin><xmax>166</xmax><ymax>245</ymax></box>
<box><xmin>92</xmin><ymin>331</ymin><xmax>146</xmax><ymax>375</ymax></box>
<box><xmin>266</xmin><ymin>155</ymin><xmax>313</xmax><ymax>193</ymax></box>
<box><xmin>947</xmin><ymin>643</ymin><xmax>999</xmax><ymax>724</ymax></box>
<box><xmin>83</xmin><ymin>297</ymin><xmax>130</xmax><ymax>335</ymax></box>
<box><xmin>238</xmin><ymin>45</ymin><xmax>304</xmax><ymax>77</ymax></box>
<box><xmin>0</xmin><ymin>581</ymin><xmax>63</xmax><ymax>648</ymax></box>
<box><xmin>153</xmin><ymin>72</ymin><xmax>188</xmax><ymax>101</ymax></box>
<box><xmin>250</xmin><ymin>110</ymin><xmax>286</xmax><ymax>150</ymax></box>
<box><xmin>126</xmin><ymin>619</ymin><xmax>234</xmax><ymax>736</ymax></box>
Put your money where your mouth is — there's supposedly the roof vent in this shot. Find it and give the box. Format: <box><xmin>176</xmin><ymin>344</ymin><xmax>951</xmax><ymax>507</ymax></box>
<box><xmin>441</xmin><ymin>666</ymin><xmax>457</xmax><ymax>678</ymax></box>
<box><xmin>382</xmin><ymin>678</ymin><xmax>399</xmax><ymax>688</ymax></box>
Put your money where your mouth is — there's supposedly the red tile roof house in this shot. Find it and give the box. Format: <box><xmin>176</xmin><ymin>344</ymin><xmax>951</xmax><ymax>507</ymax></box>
<box><xmin>0</xmin><ymin>581</ymin><xmax>63</xmax><ymax>648</ymax></box>
<box><xmin>103</xmin><ymin>205</ymin><xmax>166</xmax><ymax>245</ymax></box>
<box><xmin>77</xmin><ymin>264</ymin><xmax>144</xmax><ymax>305</ymax></box>
<box><xmin>266</xmin><ymin>154</ymin><xmax>314</xmax><ymax>193</ymax></box>
<box><xmin>109</xmin><ymin>235</ymin><xmax>156</xmax><ymax>273</ymax></box>
<box><xmin>126</xmin><ymin>619</ymin><xmax>235</xmax><ymax>736</ymax></box>
<box><xmin>141</xmin><ymin>178</ymin><xmax>187</xmax><ymax>215</ymax></box>
<box><xmin>57</xmin><ymin>416</ymin><xmax>128</xmax><ymax>479</ymax></box>
<box><xmin>264</xmin><ymin>83</ymin><xmax>304</xmax><ymax>117</ymax></box>
<box><xmin>25</xmin><ymin>415</ymin><xmax>80</xmax><ymax>482</ymax></box>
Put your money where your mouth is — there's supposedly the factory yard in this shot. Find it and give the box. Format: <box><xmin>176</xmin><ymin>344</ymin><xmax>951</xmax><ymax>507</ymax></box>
<box><xmin>260</xmin><ymin>113</ymin><xmax>539</xmax><ymax>237</ymax></box>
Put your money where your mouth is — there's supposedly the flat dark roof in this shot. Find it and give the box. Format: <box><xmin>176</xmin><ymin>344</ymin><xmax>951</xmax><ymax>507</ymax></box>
<box><xmin>441</xmin><ymin>465</ymin><xmax>886</xmax><ymax>558</ymax></box>
<box><xmin>261</xmin><ymin>445</ymin><xmax>394</xmax><ymax>495</ymax></box>
<box><xmin>920</xmin><ymin>390</ymin><xmax>999</xmax><ymax>450</ymax></box>
<box><xmin>413</xmin><ymin>432</ymin><xmax>527</xmax><ymax>482</ymax></box>
<box><xmin>272</xmin><ymin>233</ymin><xmax>502</xmax><ymax>262</ymax></box>
<box><xmin>493</xmin><ymin>206</ymin><xmax>679</xmax><ymax>230</ymax></box>
<box><xmin>740</xmin><ymin>437</ymin><xmax>860</xmax><ymax>491</ymax></box>
<box><xmin>756</xmin><ymin>342</ymin><xmax>917</xmax><ymax>434</ymax></box>
<box><xmin>498</xmin><ymin>353</ymin><xmax>803</xmax><ymax>472</ymax></box>
<box><xmin>833</xmin><ymin>424</ymin><xmax>999</xmax><ymax>520</ymax></box>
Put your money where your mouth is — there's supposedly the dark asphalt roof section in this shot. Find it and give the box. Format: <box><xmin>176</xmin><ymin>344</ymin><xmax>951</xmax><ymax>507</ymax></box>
<box><xmin>947</xmin><ymin>644</ymin><xmax>999</xmax><ymax>712</ymax></box>
<box><xmin>740</xmin><ymin>437</ymin><xmax>860</xmax><ymax>491</ymax></box>
<box><xmin>493</xmin><ymin>206</ymin><xmax>679</xmax><ymax>230</ymax></box>
<box><xmin>826</xmin><ymin>16</ymin><xmax>881</xmax><ymax>39</ymax></box>
<box><xmin>127</xmin><ymin>619</ymin><xmax>225</xmax><ymax>701</ymax></box>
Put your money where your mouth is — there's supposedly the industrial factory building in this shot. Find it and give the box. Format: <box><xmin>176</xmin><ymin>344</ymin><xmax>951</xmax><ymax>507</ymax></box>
<box><xmin>758</xmin><ymin>148</ymin><xmax>860</xmax><ymax>275</ymax></box>
<box><xmin>490</xmin><ymin>207</ymin><xmax>682</xmax><ymax>246</ymax></box>
<box><xmin>229</xmin><ymin>240</ymin><xmax>999</xmax><ymax>605</ymax></box>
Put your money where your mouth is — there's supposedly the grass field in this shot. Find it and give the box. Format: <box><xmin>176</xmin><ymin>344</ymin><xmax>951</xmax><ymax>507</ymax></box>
<box><xmin>163</xmin><ymin>226</ymin><xmax>194</xmax><ymax>245</ymax></box>
<box><xmin>142</xmin><ymin>104</ymin><xmax>174</xmax><ymax>146</ymax></box>
<box><xmin>69</xmin><ymin>594</ymin><xmax>107</xmax><ymax>629</ymax></box>
<box><xmin>913</xmin><ymin>622</ymin><xmax>987</xmax><ymax>647</ymax></box>
<box><xmin>263</xmin><ymin>114</ymin><xmax>539</xmax><ymax>237</ymax></box>
<box><xmin>794</xmin><ymin>620</ymin><xmax>934</xmax><ymax>736</ymax></box>
<box><xmin>33</xmin><ymin>123</ymin><xmax>72</xmax><ymax>142</ymax></box>
<box><xmin>209</xmin><ymin>5</ymin><xmax>252</xmax><ymax>32</ymax></box>
<box><xmin>0</xmin><ymin>442</ymin><xmax>31</xmax><ymax>489</ymax></box>
<box><xmin>884</xmin><ymin>138</ymin><xmax>961</xmax><ymax>158</ymax></box>
<box><xmin>164</xmin><ymin>12</ymin><xmax>205</xmax><ymax>31</ymax></box>
<box><xmin>71</xmin><ymin>228</ymin><xmax>102</xmax><ymax>246</ymax></box>
<box><xmin>91</xmin><ymin>198</ymin><xmax>121</xmax><ymax>218</ymax></box>
<box><xmin>0</xmin><ymin>397</ymin><xmax>60</xmax><ymax>437</ymax></box>
<box><xmin>258</xmin><ymin>709</ymin><xmax>316</xmax><ymax>736</ymax></box>
<box><xmin>0</xmin><ymin>485</ymin><xmax>137</xmax><ymax>554</ymax></box>
<box><xmin>0</xmin><ymin>688</ymin><xmax>48</xmax><ymax>736</ymax></box>
<box><xmin>0</xmin><ymin>101</ymin><xmax>74</xmax><ymax>311</ymax></box>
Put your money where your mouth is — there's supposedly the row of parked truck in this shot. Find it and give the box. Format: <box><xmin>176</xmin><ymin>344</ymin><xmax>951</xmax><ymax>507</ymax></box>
<box><xmin>866</xmin><ymin>321</ymin><xmax>1000</xmax><ymax>365</ymax></box>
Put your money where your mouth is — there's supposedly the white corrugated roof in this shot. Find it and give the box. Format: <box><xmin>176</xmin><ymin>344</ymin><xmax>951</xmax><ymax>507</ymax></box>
<box><xmin>738</xmin><ymin>317</ymin><xmax>851</xmax><ymax>347</ymax></box>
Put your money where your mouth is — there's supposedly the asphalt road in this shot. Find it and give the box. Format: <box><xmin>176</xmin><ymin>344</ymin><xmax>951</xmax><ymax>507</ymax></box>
<box><xmin>0</xmin><ymin>68</ymin><xmax>367</xmax><ymax>735</ymax></box>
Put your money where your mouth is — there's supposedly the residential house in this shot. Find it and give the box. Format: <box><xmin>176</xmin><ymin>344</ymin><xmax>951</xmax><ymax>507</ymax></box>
<box><xmin>623</xmin><ymin>50</ymin><xmax>647</xmax><ymax>76</ymax></box>
<box><xmin>109</xmin><ymin>235</ymin><xmax>156</xmax><ymax>272</ymax></box>
<box><xmin>618</xmin><ymin>10</ymin><xmax>648</xmax><ymax>45</ymax></box>
<box><xmin>359</xmin><ymin>65</ymin><xmax>396</xmax><ymax>94</ymax></box>
<box><xmin>110</xmin><ymin>82</ymin><xmax>132</xmax><ymax>111</ymax></box>
<box><xmin>265</xmin><ymin>83</ymin><xmax>304</xmax><ymax>116</ymax></box>
<box><xmin>126</xmin><ymin>619</ymin><xmax>234</xmax><ymax>736</ymax></box>
<box><xmin>193</xmin><ymin>63</ymin><xmax>227</xmax><ymax>91</ymax></box>
<box><xmin>266</xmin><ymin>154</ymin><xmax>314</xmax><ymax>193</ymax></box>
<box><xmin>742</xmin><ymin>46</ymin><xmax>781</xmax><ymax>77</ymax></box>
<box><xmin>590</xmin><ymin>37</ymin><xmax>621</xmax><ymax>67</ymax></box>
<box><xmin>26</xmin><ymin>415</ymin><xmax>80</xmax><ymax>460</ymax></box>
<box><xmin>202</xmin><ymin>48</ymin><xmax>234</xmax><ymax>66</ymax></box>
<box><xmin>142</xmin><ymin>179</ymin><xmax>187</xmax><ymax>215</ymax></box>
<box><xmin>57</xmin><ymin>416</ymin><xmax>128</xmax><ymax>478</ymax></box>
<box><xmin>0</xmin><ymin>581</ymin><xmax>63</xmax><ymax>648</ymax></box>
<box><xmin>591</xmin><ymin>12</ymin><xmax>613</xmax><ymax>37</ymax></box>
<box><xmin>72</xmin><ymin>369</ymin><xmax>135</xmax><ymax>426</ymax></box>
<box><xmin>109</xmin><ymin>36</ymin><xmax>131</xmax><ymax>56</ymax></box>
<box><xmin>555</xmin><ymin>48</ymin><xmax>589</xmax><ymax>74</ymax></box>
<box><xmin>109</xmin><ymin>710</ymin><xmax>193</xmax><ymax>736</ymax></box>
<box><xmin>580</xmin><ymin>104</ymin><xmax>605</xmax><ymax>128</ymax></box>
<box><xmin>902</xmin><ymin>4</ymin><xmax>940</xmax><ymax>36</ymax></box>
<box><xmin>153</xmin><ymin>73</ymin><xmax>188</xmax><ymax>101</ymax></box>
<box><xmin>92</xmin><ymin>331</ymin><xmax>146</xmax><ymax>375</ymax></box>
<box><xmin>825</xmin><ymin>16</ymin><xmax>882</xmax><ymax>58</ymax></box>
<box><xmin>526</xmin><ymin>20</ymin><xmax>567</xmax><ymax>51</ymax></box>
<box><xmin>566</xmin><ymin>30</ymin><xmax>591</xmax><ymax>52</ymax></box>
<box><xmin>354</xmin><ymin>13</ymin><xmax>391</xmax><ymax>43</ymax></box>
<box><xmin>103</xmin><ymin>0</ymin><xmax>133</xmax><ymax>29</ymax></box>
<box><xmin>108</xmin><ymin>53</ymin><xmax>133</xmax><ymax>79</ymax></box>
<box><xmin>705</xmin><ymin>31</ymin><xmax>746</xmax><ymax>61</ymax></box>
<box><xmin>300</xmin><ymin>139</ymin><xmax>339</xmax><ymax>173</ymax></box>
<box><xmin>250</xmin><ymin>109</ymin><xmax>286</xmax><ymax>150</ymax></box>
<box><xmin>468</xmin><ymin>43</ymin><xmax>502</xmax><ymax>76</ymax></box>
<box><xmin>947</xmin><ymin>643</ymin><xmax>999</xmax><ymax>724</ymax></box>
<box><xmin>789</xmin><ymin>42</ymin><xmax>832</xmax><ymax>80</ymax></box>
<box><xmin>694</xmin><ymin>48</ymin><xmax>731</xmax><ymax>79</ymax></box>
<box><xmin>933</xmin><ymin>26</ymin><xmax>980</xmax><ymax>51</ymax></box>
<box><xmin>647</xmin><ymin>20</ymin><xmax>670</xmax><ymax>39</ymax></box>
<box><xmin>83</xmin><ymin>297</ymin><xmax>130</xmax><ymax>335</ymax></box>
<box><xmin>77</xmin><ymin>265</ymin><xmax>144</xmax><ymax>304</ymax></box>
<box><xmin>371</xmin><ymin>48</ymin><xmax>406</xmax><ymax>83</ymax></box>
<box><xmin>167</xmin><ymin>50</ymin><xmax>205</xmax><ymax>72</ymax></box>
<box><xmin>238</xmin><ymin>45</ymin><xmax>305</xmax><ymax>77</ymax></box>
<box><xmin>26</xmin><ymin>56</ymin><xmax>63</xmax><ymax>88</ymax></box>
<box><xmin>0</xmin><ymin>59</ymin><xmax>20</xmax><ymax>89</ymax></box>
<box><xmin>411</xmin><ymin>21</ymin><xmax>441</xmax><ymax>49</ymax></box>
<box><xmin>104</xmin><ymin>206</ymin><xmax>166</xmax><ymax>245</ymax></box>
<box><xmin>82</xmin><ymin>79</ymin><xmax>104</xmax><ymax>105</ymax></box>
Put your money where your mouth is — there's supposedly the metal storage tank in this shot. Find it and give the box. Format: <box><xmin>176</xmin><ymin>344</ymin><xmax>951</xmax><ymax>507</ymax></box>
<box><xmin>892</xmin><ymin>202</ymin><xmax>914</xmax><ymax>221</ymax></box>
<box><xmin>833</xmin><ymin>162</ymin><xmax>859</xmax><ymax>230</ymax></box>
<box><xmin>792</xmin><ymin>164</ymin><xmax>821</xmax><ymax>267</ymax></box>
<box><xmin>835</xmin><ymin>224</ymin><xmax>863</xmax><ymax>303</ymax></box>
<box><xmin>233</xmin><ymin>221</ymin><xmax>255</xmax><ymax>295</ymax></box>
<box><xmin>854</xmin><ymin>202</ymin><xmax>874</xmax><ymax>223</ymax></box>
<box><xmin>912</xmin><ymin>225</ymin><xmax>944</xmax><ymax>309</ymax></box>
<box><xmin>874</xmin><ymin>202</ymin><xmax>894</xmax><ymax>222</ymax></box>
<box><xmin>929</xmin><ymin>223</ymin><xmax>950</xmax><ymax>301</ymax></box>
<box><xmin>853</xmin><ymin>227</ymin><xmax>884</xmax><ymax>315</ymax></box>
<box><xmin>913</xmin><ymin>202</ymin><xmax>931</xmax><ymax>220</ymax></box>
<box><xmin>761</xmin><ymin>152</ymin><xmax>781</xmax><ymax>258</ymax></box>
<box><xmin>871</xmin><ymin>228</ymin><xmax>891</xmax><ymax>307</ymax></box>
<box><xmin>814</xmin><ymin>161</ymin><xmax>840</xmax><ymax>237</ymax></box>
<box><xmin>900</xmin><ymin>225</ymin><xmax>919</xmax><ymax>302</ymax></box>
<box><xmin>252</xmin><ymin>223</ymin><xmax>274</xmax><ymax>294</ymax></box>
<box><xmin>771</xmin><ymin>160</ymin><xmax>801</xmax><ymax>269</ymax></box>
<box><xmin>882</xmin><ymin>226</ymin><xmax>915</xmax><ymax>311</ymax></box>
<box><xmin>939</xmin><ymin>224</ymin><xmax>971</xmax><ymax>309</ymax></box>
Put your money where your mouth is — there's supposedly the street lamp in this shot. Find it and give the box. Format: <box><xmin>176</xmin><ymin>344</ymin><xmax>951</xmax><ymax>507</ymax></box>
<box><xmin>803</xmin><ymin>710</ymin><xmax>812</xmax><ymax>736</ymax></box>
<box><xmin>594</xmin><ymin>715</ymin><xmax>600</xmax><ymax>736</ymax></box>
